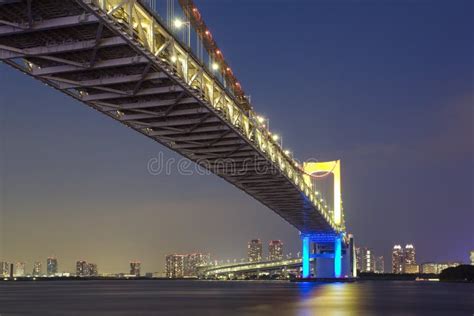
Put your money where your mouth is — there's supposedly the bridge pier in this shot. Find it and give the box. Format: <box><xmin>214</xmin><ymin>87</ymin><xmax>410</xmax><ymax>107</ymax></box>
<box><xmin>301</xmin><ymin>236</ymin><xmax>311</xmax><ymax>278</ymax></box>
<box><xmin>334</xmin><ymin>235</ymin><xmax>342</xmax><ymax>278</ymax></box>
<box><xmin>300</xmin><ymin>233</ymin><xmax>347</xmax><ymax>279</ymax></box>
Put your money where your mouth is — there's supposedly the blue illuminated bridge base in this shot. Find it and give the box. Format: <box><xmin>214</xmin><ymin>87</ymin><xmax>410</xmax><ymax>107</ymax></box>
<box><xmin>301</xmin><ymin>233</ymin><xmax>355</xmax><ymax>279</ymax></box>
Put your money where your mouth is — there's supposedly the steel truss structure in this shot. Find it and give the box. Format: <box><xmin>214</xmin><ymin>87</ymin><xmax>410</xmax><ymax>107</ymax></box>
<box><xmin>0</xmin><ymin>0</ymin><xmax>345</xmax><ymax>234</ymax></box>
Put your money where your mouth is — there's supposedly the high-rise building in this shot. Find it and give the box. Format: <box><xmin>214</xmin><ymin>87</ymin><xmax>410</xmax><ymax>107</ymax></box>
<box><xmin>355</xmin><ymin>247</ymin><xmax>362</xmax><ymax>272</ymax></box>
<box><xmin>374</xmin><ymin>256</ymin><xmax>384</xmax><ymax>273</ymax></box>
<box><xmin>421</xmin><ymin>262</ymin><xmax>461</xmax><ymax>274</ymax></box>
<box><xmin>268</xmin><ymin>240</ymin><xmax>283</xmax><ymax>261</ymax></box>
<box><xmin>47</xmin><ymin>257</ymin><xmax>58</xmax><ymax>276</ymax></box>
<box><xmin>33</xmin><ymin>261</ymin><xmax>42</xmax><ymax>276</ymax></box>
<box><xmin>166</xmin><ymin>253</ymin><xmax>210</xmax><ymax>278</ymax></box>
<box><xmin>0</xmin><ymin>262</ymin><xmax>9</xmax><ymax>277</ymax></box>
<box><xmin>436</xmin><ymin>262</ymin><xmax>462</xmax><ymax>274</ymax></box>
<box><xmin>404</xmin><ymin>244</ymin><xmax>416</xmax><ymax>269</ymax></box>
<box><xmin>88</xmin><ymin>263</ymin><xmax>98</xmax><ymax>276</ymax></box>
<box><xmin>76</xmin><ymin>260</ymin><xmax>89</xmax><ymax>276</ymax></box>
<box><xmin>15</xmin><ymin>262</ymin><xmax>26</xmax><ymax>276</ymax></box>
<box><xmin>421</xmin><ymin>262</ymin><xmax>437</xmax><ymax>274</ymax></box>
<box><xmin>404</xmin><ymin>264</ymin><xmax>419</xmax><ymax>274</ymax></box>
<box><xmin>392</xmin><ymin>245</ymin><xmax>403</xmax><ymax>274</ymax></box>
<box><xmin>470</xmin><ymin>251</ymin><xmax>474</xmax><ymax>265</ymax></box>
<box><xmin>130</xmin><ymin>261</ymin><xmax>141</xmax><ymax>276</ymax></box>
<box><xmin>361</xmin><ymin>248</ymin><xmax>374</xmax><ymax>272</ymax></box>
<box><xmin>248</xmin><ymin>239</ymin><xmax>263</xmax><ymax>262</ymax></box>
<box><xmin>166</xmin><ymin>254</ymin><xmax>185</xmax><ymax>278</ymax></box>
<box><xmin>184</xmin><ymin>253</ymin><xmax>210</xmax><ymax>276</ymax></box>
<box><xmin>349</xmin><ymin>235</ymin><xmax>356</xmax><ymax>277</ymax></box>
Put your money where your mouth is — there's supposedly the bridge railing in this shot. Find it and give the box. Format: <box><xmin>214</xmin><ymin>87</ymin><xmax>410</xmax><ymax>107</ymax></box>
<box><xmin>88</xmin><ymin>0</ymin><xmax>339</xmax><ymax>231</ymax></box>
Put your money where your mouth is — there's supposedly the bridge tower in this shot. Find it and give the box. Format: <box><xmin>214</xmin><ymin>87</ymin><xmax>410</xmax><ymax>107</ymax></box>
<box><xmin>301</xmin><ymin>160</ymin><xmax>350</xmax><ymax>279</ymax></box>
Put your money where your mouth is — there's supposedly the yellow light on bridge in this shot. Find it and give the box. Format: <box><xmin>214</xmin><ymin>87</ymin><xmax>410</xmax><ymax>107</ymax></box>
<box><xmin>173</xmin><ymin>18</ymin><xmax>184</xmax><ymax>29</ymax></box>
<box><xmin>303</xmin><ymin>160</ymin><xmax>342</xmax><ymax>226</ymax></box>
<box><xmin>272</xmin><ymin>134</ymin><xmax>279</xmax><ymax>141</ymax></box>
<box><xmin>170</xmin><ymin>55</ymin><xmax>177</xmax><ymax>63</ymax></box>
<box><xmin>257</xmin><ymin>116</ymin><xmax>265</xmax><ymax>124</ymax></box>
<box><xmin>284</xmin><ymin>150</ymin><xmax>291</xmax><ymax>155</ymax></box>
<box><xmin>211</xmin><ymin>62</ymin><xmax>219</xmax><ymax>71</ymax></box>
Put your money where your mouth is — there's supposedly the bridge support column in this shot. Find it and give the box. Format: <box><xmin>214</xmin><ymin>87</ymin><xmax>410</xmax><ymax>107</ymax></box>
<box><xmin>334</xmin><ymin>235</ymin><xmax>342</xmax><ymax>278</ymax></box>
<box><xmin>301</xmin><ymin>233</ymin><xmax>347</xmax><ymax>279</ymax></box>
<box><xmin>302</xmin><ymin>235</ymin><xmax>310</xmax><ymax>278</ymax></box>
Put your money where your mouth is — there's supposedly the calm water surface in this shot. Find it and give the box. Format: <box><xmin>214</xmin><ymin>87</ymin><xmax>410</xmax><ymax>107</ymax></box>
<box><xmin>0</xmin><ymin>280</ymin><xmax>473</xmax><ymax>315</ymax></box>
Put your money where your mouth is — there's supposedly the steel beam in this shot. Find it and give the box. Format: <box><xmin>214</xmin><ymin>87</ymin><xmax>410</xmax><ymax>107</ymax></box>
<box><xmin>0</xmin><ymin>14</ymin><xmax>99</xmax><ymax>36</ymax></box>
<box><xmin>82</xmin><ymin>85</ymin><xmax>183</xmax><ymax>101</ymax></box>
<box><xmin>148</xmin><ymin>125</ymin><xmax>229</xmax><ymax>136</ymax></box>
<box><xmin>45</xmin><ymin>71</ymin><xmax>166</xmax><ymax>89</ymax></box>
<box><xmin>31</xmin><ymin>56</ymin><xmax>149</xmax><ymax>76</ymax></box>
<box><xmin>171</xmin><ymin>139</ymin><xmax>244</xmax><ymax>149</ymax></box>
<box><xmin>119</xmin><ymin>107</ymin><xmax>209</xmax><ymax>121</ymax></box>
<box><xmin>131</xmin><ymin>116</ymin><xmax>221</xmax><ymax>128</ymax></box>
<box><xmin>0</xmin><ymin>37</ymin><xmax>126</xmax><ymax>60</ymax></box>
<box><xmin>96</xmin><ymin>97</ymin><xmax>197</xmax><ymax>110</ymax></box>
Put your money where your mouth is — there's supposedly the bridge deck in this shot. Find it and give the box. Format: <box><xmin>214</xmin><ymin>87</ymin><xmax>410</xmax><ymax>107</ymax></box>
<box><xmin>0</xmin><ymin>0</ymin><xmax>338</xmax><ymax>233</ymax></box>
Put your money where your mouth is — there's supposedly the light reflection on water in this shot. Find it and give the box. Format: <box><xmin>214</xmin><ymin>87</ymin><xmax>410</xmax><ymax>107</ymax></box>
<box><xmin>296</xmin><ymin>283</ymin><xmax>362</xmax><ymax>316</ymax></box>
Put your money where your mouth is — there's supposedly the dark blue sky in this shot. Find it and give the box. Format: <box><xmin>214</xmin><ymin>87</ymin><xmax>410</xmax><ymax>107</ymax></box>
<box><xmin>0</xmin><ymin>0</ymin><xmax>472</xmax><ymax>273</ymax></box>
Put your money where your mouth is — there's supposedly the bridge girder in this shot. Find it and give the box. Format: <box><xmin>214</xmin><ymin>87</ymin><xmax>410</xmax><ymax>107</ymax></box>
<box><xmin>0</xmin><ymin>0</ymin><xmax>342</xmax><ymax>234</ymax></box>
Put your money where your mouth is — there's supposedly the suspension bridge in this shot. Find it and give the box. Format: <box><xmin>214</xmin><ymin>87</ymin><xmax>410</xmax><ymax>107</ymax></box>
<box><xmin>0</xmin><ymin>0</ymin><xmax>355</xmax><ymax>279</ymax></box>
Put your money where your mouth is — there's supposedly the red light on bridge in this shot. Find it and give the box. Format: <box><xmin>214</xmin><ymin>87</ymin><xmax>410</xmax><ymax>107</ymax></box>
<box><xmin>192</xmin><ymin>8</ymin><xmax>201</xmax><ymax>20</ymax></box>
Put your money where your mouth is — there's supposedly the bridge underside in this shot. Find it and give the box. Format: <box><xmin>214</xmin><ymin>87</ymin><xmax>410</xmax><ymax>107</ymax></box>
<box><xmin>0</xmin><ymin>0</ymin><xmax>336</xmax><ymax>234</ymax></box>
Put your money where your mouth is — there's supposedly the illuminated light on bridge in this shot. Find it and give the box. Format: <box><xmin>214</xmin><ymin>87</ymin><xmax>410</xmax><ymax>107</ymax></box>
<box><xmin>173</xmin><ymin>18</ymin><xmax>185</xmax><ymax>29</ymax></box>
<box><xmin>0</xmin><ymin>0</ymin><xmax>354</xmax><ymax>279</ymax></box>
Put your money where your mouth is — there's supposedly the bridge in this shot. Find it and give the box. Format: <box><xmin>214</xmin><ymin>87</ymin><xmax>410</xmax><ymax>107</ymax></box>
<box><xmin>198</xmin><ymin>258</ymin><xmax>305</xmax><ymax>279</ymax></box>
<box><xmin>0</xmin><ymin>0</ymin><xmax>355</xmax><ymax>279</ymax></box>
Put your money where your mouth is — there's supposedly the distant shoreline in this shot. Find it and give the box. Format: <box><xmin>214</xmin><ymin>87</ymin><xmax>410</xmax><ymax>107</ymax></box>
<box><xmin>1</xmin><ymin>276</ymin><xmax>473</xmax><ymax>283</ymax></box>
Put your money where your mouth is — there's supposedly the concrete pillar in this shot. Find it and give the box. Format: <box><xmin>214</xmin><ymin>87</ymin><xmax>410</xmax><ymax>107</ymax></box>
<box><xmin>302</xmin><ymin>235</ymin><xmax>310</xmax><ymax>278</ymax></box>
<box><xmin>312</xmin><ymin>242</ymin><xmax>318</xmax><ymax>277</ymax></box>
<box><xmin>334</xmin><ymin>235</ymin><xmax>342</xmax><ymax>278</ymax></box>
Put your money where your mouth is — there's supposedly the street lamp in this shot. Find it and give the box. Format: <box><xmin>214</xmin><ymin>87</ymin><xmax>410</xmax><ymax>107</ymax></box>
<box><xmin>256</xmin><ymin>115</ymin><xmax>270</xmax><ymax>130</ymax></box>
<box><xmin>173</xmin><ymin>18</ymin><xmax>190</xmax><ymax>47</ymax></box>
<box><xmin>272</xmin><ymin>133</ymin><xmax>283</xmax><ymax>147</ymax></box>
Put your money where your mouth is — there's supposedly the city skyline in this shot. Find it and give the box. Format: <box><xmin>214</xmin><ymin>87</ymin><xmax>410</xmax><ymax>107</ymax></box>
<box><xmin>1</xmin><ymin>0</ymin><xmax>473</xmax><ymax>274</ymax></box>
<box><xmin>2</xmin><ymin>241</ymin><xmax>471</xmax><ymax>276</ymax></box>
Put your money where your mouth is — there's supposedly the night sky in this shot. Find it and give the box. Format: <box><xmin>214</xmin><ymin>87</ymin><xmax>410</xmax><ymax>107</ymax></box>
<box><xmin>0</xmin><ymin>0</ymin><xmax>472</xmax><ymax>274</ymax></box>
